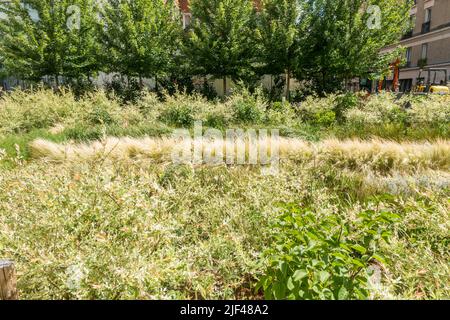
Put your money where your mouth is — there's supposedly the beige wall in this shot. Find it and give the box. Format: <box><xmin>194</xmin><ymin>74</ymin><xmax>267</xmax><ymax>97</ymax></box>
<box><xmin>432</xmin><ymin>0</ymin><xmax>450</xmax><ymax>29</ymax></box>
<box><xmin>427</xmin><ymin>37</ymin><xmax>450</xmax><ymax>65</ymax></box>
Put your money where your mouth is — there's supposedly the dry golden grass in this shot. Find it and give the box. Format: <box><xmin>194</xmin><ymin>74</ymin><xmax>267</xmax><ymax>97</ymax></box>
<box><xmin>30</xmin><ymin>137</ymin><xmax>450</xmax><ymax>172</ymax></box>
<box><xmin>30</xmin><ymin>137</ymin><xmax>175</xmax><ymax>162</ymax></box>
<box><xmin>313</xmin><ymin>138</ymin><xmax>450</xmax><ymax>171</ymax></box>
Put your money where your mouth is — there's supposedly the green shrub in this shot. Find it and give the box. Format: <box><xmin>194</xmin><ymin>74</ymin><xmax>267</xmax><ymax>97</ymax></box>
<box><xmin>343</xmin><ymin>92</ymin><xmax>403</xmax><ymax>126</ymax></box>
<box><xmin>134</xmin><ymin>92</ymin><xmax>161</xmax><ymax>117</ymax></box>
<box><xmin>231</xmin><ymin>100</ymin><xmax>264</xmax><ymax>123</ymax></box>
<box><xmin>86</xmin><ymin>107</ymin><xmax>116</xmax><ymax>125</ymax></box>
<box><xmin>159</xmin><ymin>104</ymin><xmax>195</xmax><ymax>127</ymax></box>
<box><xmin>228</xmin><ymin>88</ymin><xmax>267</xmax><ymax>123</ymax></box>
<box><xmin>406</xmin><ymin>95</ymin><xmax>450</xmax><ymax>127</ymax></box>
<box><xmin>0</xmin><ymin>88</ymin><xmax>448</xmax><ymax>142</ymax></box>
<box><xmin>105</xmin><ymin>76</ymin><xmax>144</xmax><ymax>104</ymax></box>
<box><xmin>201</xmin><ymin>103</ymin><xmax>232</xmax><ymax>128</ymax></box>
<box><xmin>257</xmin><ymin>203</ymin><xmax>399</xmax><ymax>300</ymax></box>
<box><xmin>266</xmin><ymin>101</ymin><xmax>298</xmax><ymax>126</ymax></box>
<box><xmin>156</xmin><ymin>92</ymin><xmax>217</xmax><ymax>127</ymax></box>
<box><xmin>271</xmin><ymin>102</ymin><xmax>284</xmax><ymax>111</ymax></box>
<box><xmin>313</xmin><ymin>110</ymin><xmax>336</xmax><ymax>127</ymax></box>
<box><xmin>0</xmin><ymin>89</ymin><xmax>77</xmax><ymax>134</ymax></box>
<box><xmin>334</xmin><ymin>93</ymin><xmax>359</xmax><ymax>122</ymax></box>
<box><xmin>297</xmin><ymin>95</ymin><xmax>337</xmax><ymax>126</ymax></box>
<box><xmin>205</xmin><ymin>113</ymin><xmax>229</xmax><ymax>128</ymax></box>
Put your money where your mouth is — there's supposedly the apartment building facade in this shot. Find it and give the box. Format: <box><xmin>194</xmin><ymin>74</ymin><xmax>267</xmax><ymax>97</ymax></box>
<box><xmin>382</xmin><ymin>0</ymin><xmax>450</xmax><ymax>92</ymax></box>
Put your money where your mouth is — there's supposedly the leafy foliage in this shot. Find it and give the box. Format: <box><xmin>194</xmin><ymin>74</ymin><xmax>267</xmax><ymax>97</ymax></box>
<box><xmin>257</xmin><ymin>203</ymin><xmax>399</xmax><ymax>300</ymax></box>
<box><xmin>97</xmin><ymin>0</ymin><xmax>182</xmax><ymax>81</ymax></box>
<box><xmin>0</xmin><ymin>0</ymin><xmax>415</xmax><ymax>96</ymax></box>
<box><xmin>297</xmin><ymin>0</ymin><xmax>413</xmax><ymax>94</ymax></box>
<box><xmin>184</xmin><ymin>0</ymin><xmax>258</xmax><ymax>95</ymax></box>
<box><xmin>228</xmin><ymin>88</ymin><xmax>267</xmax><ymax>123</ymax></box>
<box><xmin>257</xmin><ymin>0</ymin><xmax>304</xmax><ymax>99</ymax></box>
<box><xmin>0</xmin><ymin>0</ymin><xmax>100</xmax><ymax>85</ymax></box>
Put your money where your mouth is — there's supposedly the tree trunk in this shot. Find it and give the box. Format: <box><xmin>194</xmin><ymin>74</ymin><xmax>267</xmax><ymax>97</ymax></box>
<box><xmin>223</xmin><ymin>76</ymin><xmax>227</xmax><ymax>97</ymax></box>
<box><xmin>285</xmin><ymin>69</ymin><xmax>291</xmax><ymax>101</ymax></box>
<box><xmin>54</xmin><ymin>74</ymin><xmax>60</xmax><ymax>89</ymax></box>
<box><xmin>0</xmin><ymin>260</ymin><xmax>18</xmax><ymax>300</ymax></box>
<box><xmin>321</xmin><ymin>71</ymin><xmax>326</xmax><ymax>96</ymax></box>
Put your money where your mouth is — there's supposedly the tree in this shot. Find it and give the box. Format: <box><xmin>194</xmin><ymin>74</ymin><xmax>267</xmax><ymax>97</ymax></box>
<box><xmin>63</xmin><ymin>0</ymin><xmax>102</xmax><ymax>86</ymax></box>
<box><xmin>97</xmin><ymin>0</ymin><xmax>182</xmax><ymax>87</ymax></box>
<box><xmin>0</xmin><ymin>0</ymin><xmax>100</xmax><ymax>87</ymax></box>
<box><xmin>184</xmin><ymin>0</ymin><xmax>258</xmax><ymax>96</ymax></box>
<box><xmin>257</xmin><ymin>0</ymin><xmax>305</xmax><ymax>100</ymax></box>
<box><xmin>297</xmin><ymin>0</ymin><xmax>412</xmax><ymax>94</ymax></box>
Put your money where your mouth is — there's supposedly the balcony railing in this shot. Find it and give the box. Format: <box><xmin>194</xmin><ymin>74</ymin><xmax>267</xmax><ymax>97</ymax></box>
<box><xmin>402</xmin><ymin>30</ymin><xmax>413</xmax><ymax>39</ymax></box>
<box><xmin>421</xmin><ymin>21</ymin><xmax>431</xmax><ymax>34</ymax></box>
<box><xmin>417</xmin><ymin>58</ymin><xmax>427</xmax><ymax>68</ymax></box>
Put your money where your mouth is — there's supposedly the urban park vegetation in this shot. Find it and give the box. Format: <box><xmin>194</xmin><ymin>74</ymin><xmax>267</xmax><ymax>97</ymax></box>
<box><xmin>0</xmin><ymin>89</ymin><xmax>448</xmax><ymax>299</ymax></box>
<box><xmin>0</xmin><ymin>0</ymin><xmax>447</xmax><ymax>301</ymax></box>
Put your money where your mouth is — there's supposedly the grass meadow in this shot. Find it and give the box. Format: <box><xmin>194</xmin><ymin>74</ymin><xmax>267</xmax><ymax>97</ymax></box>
<box><xmin>0</xmin><ymin>89</ymin><xmax>448</xmax><ymax>299</ymax></box>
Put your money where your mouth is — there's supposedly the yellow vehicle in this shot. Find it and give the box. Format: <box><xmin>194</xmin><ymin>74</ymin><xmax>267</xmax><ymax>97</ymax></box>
<box><xmin>414</xmin><ymin>68</ymin><xmax>449</xmax><ymax>95</ymax></box>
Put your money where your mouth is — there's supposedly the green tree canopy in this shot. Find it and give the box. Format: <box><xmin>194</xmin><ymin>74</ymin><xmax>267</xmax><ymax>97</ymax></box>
<box><xmin>0</xmin><ymin>0</ymin><xmax>100</xmax><ymax>86</ymax></box>
<box><xmin>97</xmin><ymin>0</ymin><xmax>182</xmax><ymax>85</ymax></box>
<box><xmin>257</xmin><ymin>0</ymin><xmax>305</xmax><ymax>99</ymax></box>
<box><xmin>184</xmin><ymin>0</ymin><xmax>258</xmax><ymax>96</ymax></box>
<box><xmin>297</xmin><ymin>0</ymin><xmax>412</xmax><ymax>94</ymax></box>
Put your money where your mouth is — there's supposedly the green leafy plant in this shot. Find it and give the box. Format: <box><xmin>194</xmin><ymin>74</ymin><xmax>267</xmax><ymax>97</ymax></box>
<box><xmin>104</xmin><ymin>76</ymin><xmax>144</xmax><ymax>104</ymax></box>
<box><xmin>312</xmin><ymin>110</ymin><xmax>336</xmax><ymax>127</ymax></box>
<box><xmin>159</xmin><ymin>104</ymin><xmax>195</xmax><ymax>127</ymax></box>
<box><xmin>184</xmin><ymin>0</ymin><xmax>258</xmax><ymax>96</ymax></box>
<box><xmin>86</xmin><ymin>107</ymin><xmax>115</xmax><ymax>126</ymax></box>
<box><xmin>334</xmin><ymin>93</ymin><xmax>359</xmax><ymax>123</ymax></box>
<box><xmin>229</xmin><ymin>88</ymin><xmax>267</xmax><ymax>123</ymax></box>
<box><xmin>0</xmin><ymin>0</ymin><xmax>100</xmax><ymax>87</ymax></box>
<box><xmin>257</xmin><ymin>203</ymin><xmax>400</xmax><ymax>300</ymax></box>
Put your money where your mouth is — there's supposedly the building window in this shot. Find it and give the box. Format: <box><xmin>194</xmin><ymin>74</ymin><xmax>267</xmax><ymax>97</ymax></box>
<box><xmin>421</xmin><ymin>43</ymin><xmax>428</xmax><ymax>60</ymax></box>
<box><xmin>421</xmin><ymin>8</ymin><xmax>431</xmax><ymax>33</ymax></box>
<box><xmin>182</xmin><ymin>13</ymin><xmax>191</xmax><ymax>29</ymax></box>
<box><xmin>417</xmin><ymin>43</ymin><xmax>428</xmax><ymax>68</ymax></box>
<box><xmin>410</xmin><ymin>14</ymin><xmax>416</xmax><ymax>27</ymax></box>
<box><xmin>424</xmin><ymin>8</ymin><xmax>431</xmax><ymax>23</ymax></box>
<box><xmin>405</xmin><ymin>47</ymin><xmax>412</xmax><ymax>67</ymax></box>
<box><xmin>404</xmin><ymin>14</ymin><xmax>415</xmax><ymax>38</ymax></box>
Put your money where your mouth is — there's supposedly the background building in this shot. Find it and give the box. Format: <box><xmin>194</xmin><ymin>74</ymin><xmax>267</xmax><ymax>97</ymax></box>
<box><xmin>382</xmin><ymin>0</ymin><xmax>450</xmax><ymax>92</ymax></box>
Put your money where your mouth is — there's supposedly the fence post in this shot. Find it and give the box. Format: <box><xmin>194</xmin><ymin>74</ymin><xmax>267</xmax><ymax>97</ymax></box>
<box><xmin>0</xmin><ymin>260</ymin><xmax>18</xmax><ymax>300</ymax></box>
